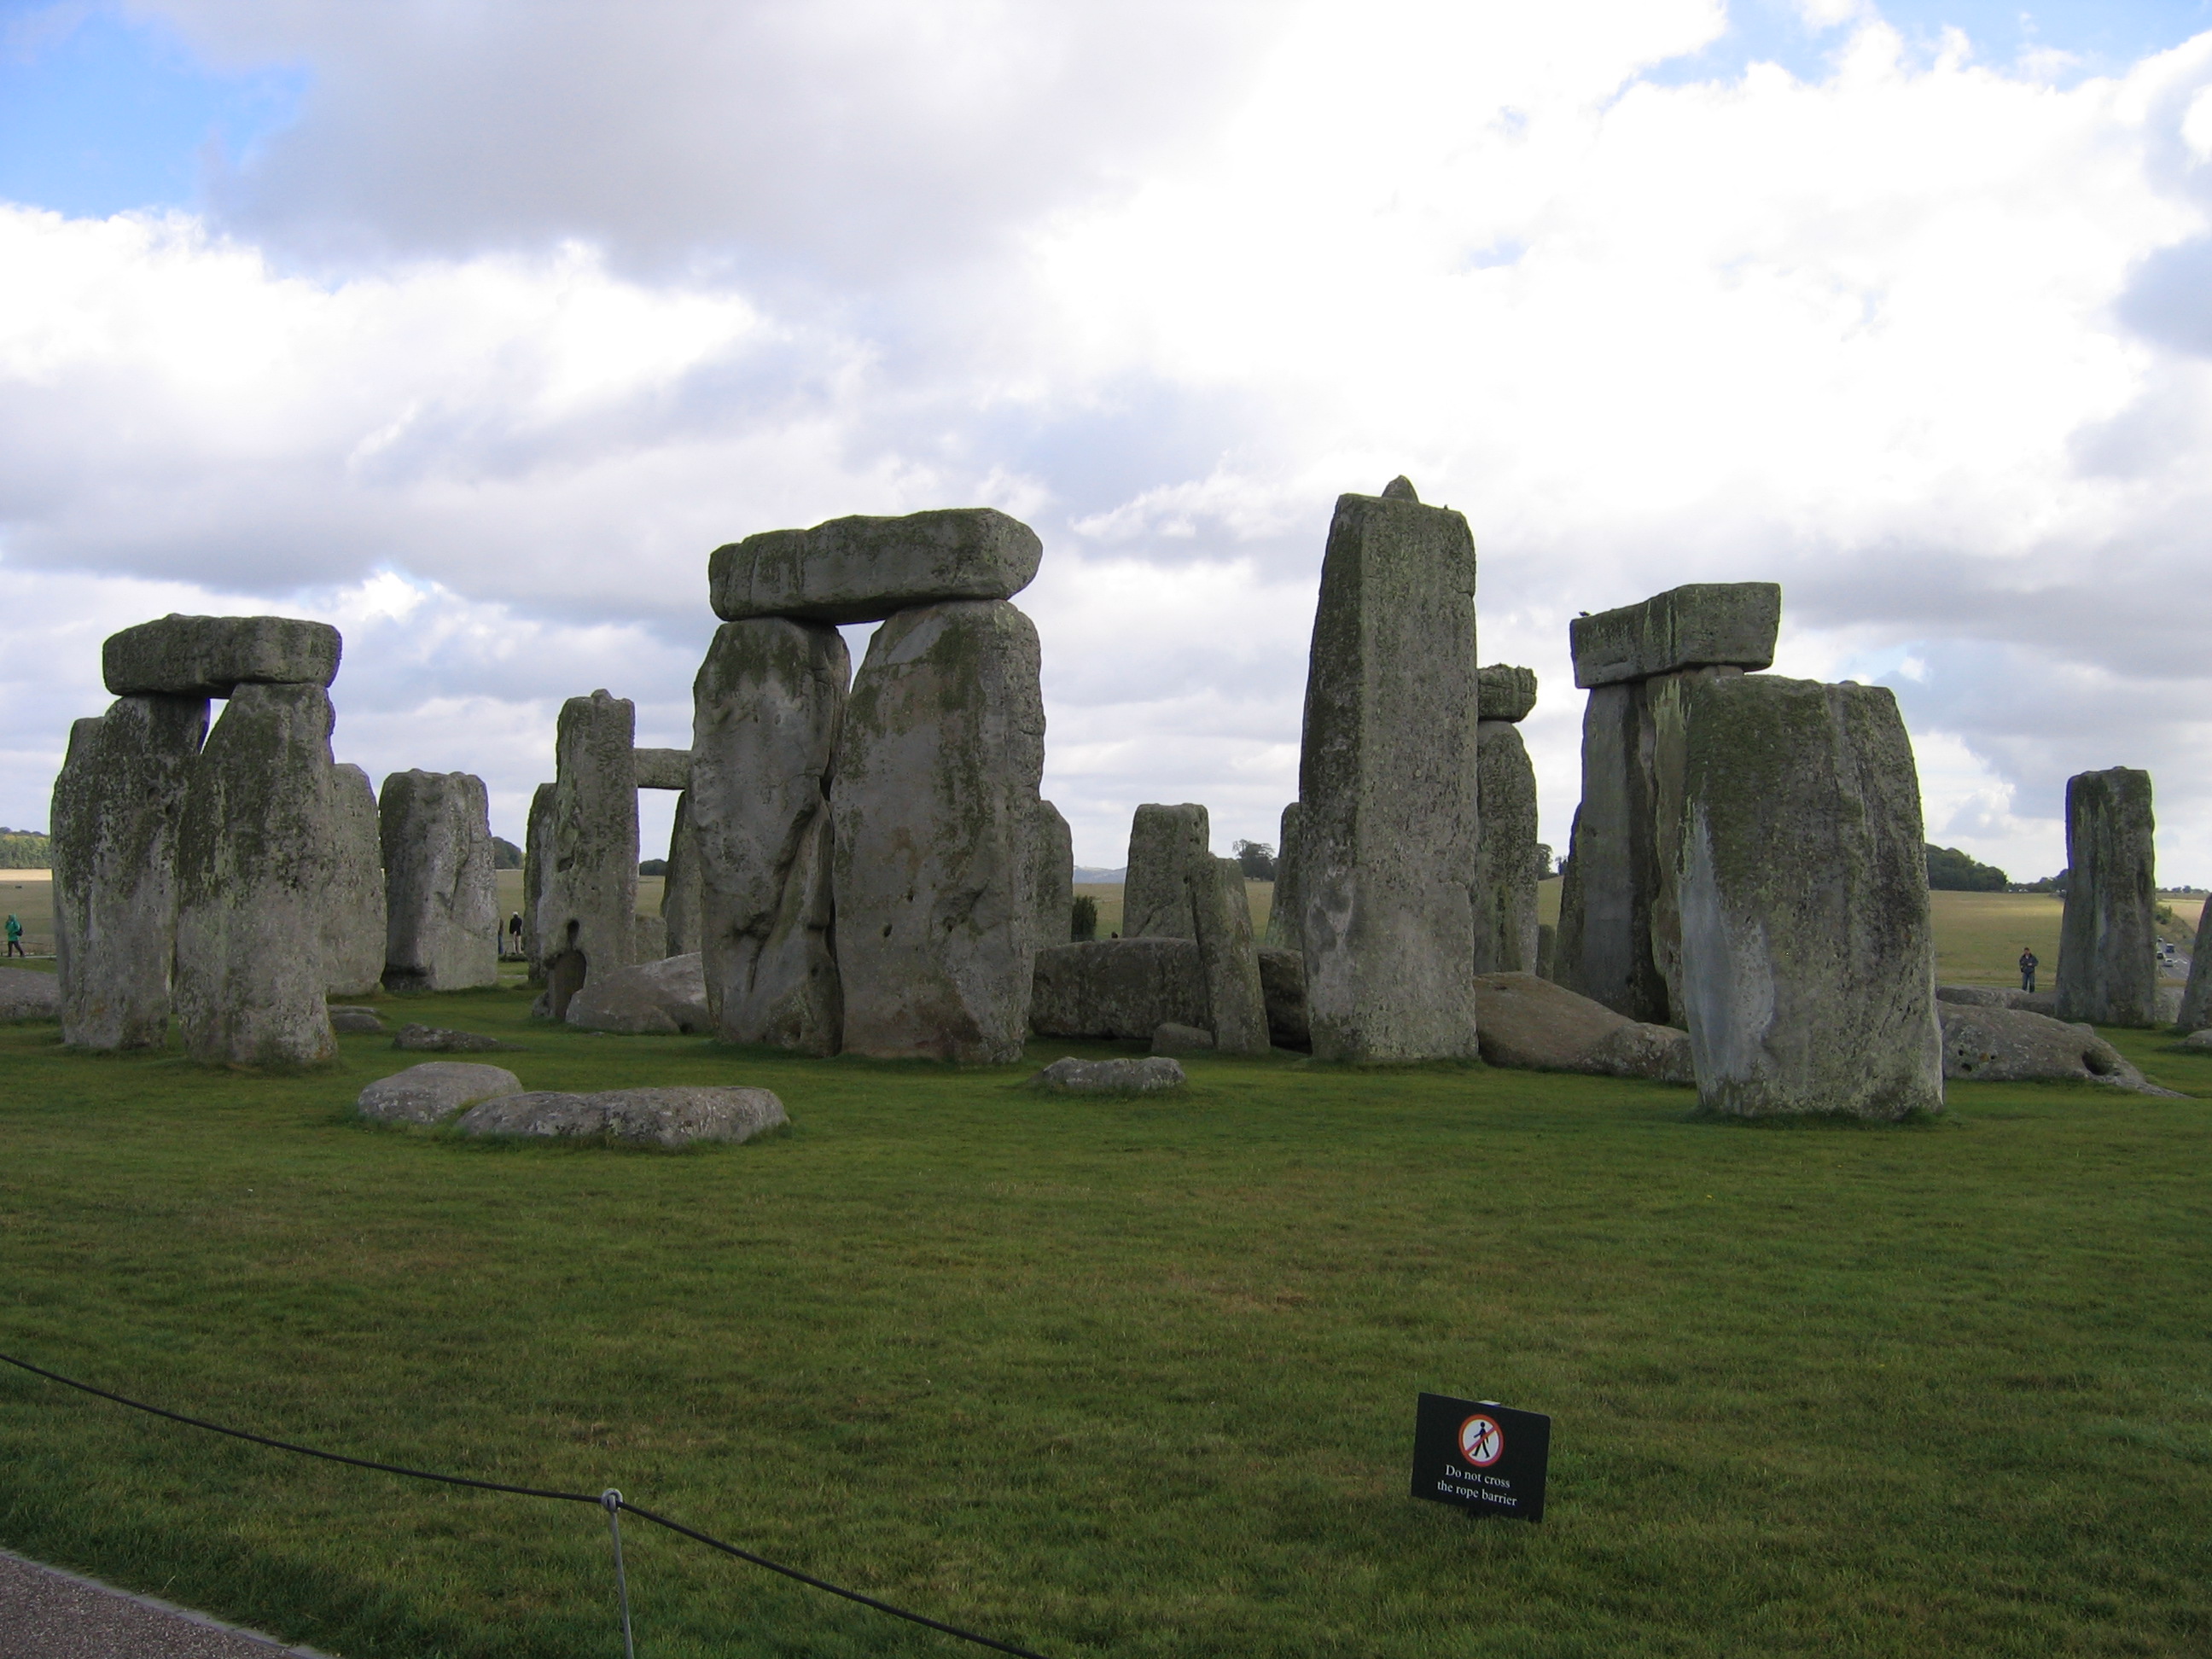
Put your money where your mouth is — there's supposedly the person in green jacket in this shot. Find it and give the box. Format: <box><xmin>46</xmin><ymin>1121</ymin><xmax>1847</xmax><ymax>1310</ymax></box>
<box><xmin>3</xmin><ymin>914</ymin><xmax>21</xmax><ymax>957</ymax></box>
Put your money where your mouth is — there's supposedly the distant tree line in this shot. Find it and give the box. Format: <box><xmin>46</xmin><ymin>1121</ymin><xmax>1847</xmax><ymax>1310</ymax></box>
<box><xmin>1925</xmin><ymin>844</ymin><xmax>2008</xmax><ymax>892</ymax></box>
<box><xmin>0</xmin><ymin>828</ymin><xmax>50</xmax><ymax>867</ymax></box>
<box><xmin>492</xmin><ymin>836</ymin><xmax>523</xmax><ymax>869</ymax></box>
<box><xmin>1234</xmin><ymin>840</ymin><xmax>1277</xmax><ymax>880</ymax></box>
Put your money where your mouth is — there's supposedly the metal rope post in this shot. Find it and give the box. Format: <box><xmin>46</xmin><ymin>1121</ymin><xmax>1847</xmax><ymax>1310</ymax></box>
<box><xmin>602</xmin><ymin>1489</ymin><xmax>636</xmax><ymax>1659</ymax></box>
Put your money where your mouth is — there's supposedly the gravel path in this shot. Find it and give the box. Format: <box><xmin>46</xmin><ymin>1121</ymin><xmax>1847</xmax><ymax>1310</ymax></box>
<box><xmin>0</xmin><ymin>1549</ymin><xmax>330</xmax><ymax>1657</ymax></box>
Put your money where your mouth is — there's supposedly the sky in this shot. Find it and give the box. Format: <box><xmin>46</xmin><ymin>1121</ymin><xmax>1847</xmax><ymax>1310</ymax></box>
<box><xmin>6</xmin><ymin>0</ymin><xmax>2212</xmax><ymax>882</ymax></box>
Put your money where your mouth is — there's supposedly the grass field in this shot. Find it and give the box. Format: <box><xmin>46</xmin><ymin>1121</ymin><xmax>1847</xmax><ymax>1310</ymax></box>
<box><xmin>1</xmin><ymin>980</ymin><xmax>2209</xmax><ymax>1657</ymax></box>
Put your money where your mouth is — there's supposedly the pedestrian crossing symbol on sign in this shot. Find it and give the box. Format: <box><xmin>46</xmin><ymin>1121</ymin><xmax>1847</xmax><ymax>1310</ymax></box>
<box><xmin>1458</xmin><ymin>1413</ymin><xmax>1504</xmax><ymax>1467</ymax></box>
<box><xmin>1412</xmin><ymin>1393</ymin><xmax>1550</xmax><ymax>1522</ymax></box>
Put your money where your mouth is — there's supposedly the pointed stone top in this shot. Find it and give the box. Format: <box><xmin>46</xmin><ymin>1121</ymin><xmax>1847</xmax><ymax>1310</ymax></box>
<box><xmin>1381</xmin><ymin>475</ymin><xmax>1420</xmax><ymax>503</ymax></box>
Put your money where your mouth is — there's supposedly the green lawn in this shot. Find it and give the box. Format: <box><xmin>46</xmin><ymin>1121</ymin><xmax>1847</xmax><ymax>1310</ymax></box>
<box><xmin>2</xmin><ymin>987</ymin><xmax>2209</xmax><ymax>1656</ymax></box>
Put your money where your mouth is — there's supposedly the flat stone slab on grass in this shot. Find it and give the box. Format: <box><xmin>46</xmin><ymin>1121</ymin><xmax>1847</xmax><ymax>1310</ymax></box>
<box><xmin>2174</xmin><ymin>1027</ymin><xmax>2212</xmax><ymax>1051</ymax></box>
<box><xmin>104</xmin><ymin>613</ymin><xmax>341</xmax><ymax>696</ymax></box>
<box><xmin>358</xmin><ymin>1062</ymin><xmax>522</xmax><ymax>1125</ymax></box>
<box><xmin>1150</xmin><ymin>1022</ymin><xmax>1214</xmax><ymax>1056</ymax></box>
<box><xmin>1473</xmin><ymin>971</ymin><xmax>1692</xmax><ymax>1083</ymax></box>
<box><xmin>1027</xmin><ymin>1056</ymin><xmax>1187</xmax><ymax>1095</ymax></box>
<box><xmin>455</xmin><ymin>1086</ymin><xmax>787</xmax><ymax>1147</ymax></box>
<box><xmin>0</xmin><ymin>968</ymin><xmax>59</xmax><ymax>1020</ymax></box>
<box><xmin>564</xmin><ymin>952</ymin><xmax>710</xmax><ymax>1034</ymax></box>
<box><xmin>328</xmin><ymin>1005</ymin><xmax>387</xmax><ymax>1033</ymax></box>
<box><xmin>1938</xmin><ymin>1004</ymin><xmax>2179</xmax><ymax>1095</ymax></box>
<box><xmin>393</xmin><ymin>1022</ymin><xmax>517</xmax><ymax>1052</ymax></box>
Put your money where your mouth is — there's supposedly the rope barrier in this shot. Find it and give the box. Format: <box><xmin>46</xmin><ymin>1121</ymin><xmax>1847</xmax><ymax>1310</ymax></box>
<box><xmin>0</xmin><ymin>1348</ymin><xmax>1051</xmax><ymax>1659</ymax></box>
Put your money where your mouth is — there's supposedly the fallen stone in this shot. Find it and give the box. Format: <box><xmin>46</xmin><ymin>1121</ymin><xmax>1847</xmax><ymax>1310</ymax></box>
<box><xmin>1473</xmin><ymin>719</ymin><xmax>1540</xmax><ymax>974</ymax></box>
<box><xmin>1027</xmin><ymin>1056</ymin><xmax>1187</xmax><ymax>1095</ymax></box>
<box><xmin>1675</xmin><ymin>676</ymin><xmax>1941</xmax><ymax>1118</ymax></box>
<box><xmin>1569</xmin><ymin>583</ymin><xmax>1781</xmax><ymax>690</ymax></box>
<box><xmin>323</xmin><ymin>764</ymin><xmax>387</xmax><ymax>998</ymax></box>
<box><xmin>660</xmin><ymin>793</ymin><xmax>703</xmax><ymax>958</ymax></box>
<box><xmin>455</xmin><ymin>1086</ymin><xmax>786</xmax><ymax>1145</ymax></box>
<box><xmin>1472</xmin><ymin>972</ymin><xmax>1692</xmax><ymax>1083</ymax></box>
<box><xmin>1124</xmin><ymin>804</ymin><xmax>1209</xmax><ymax>940</ymax></box>
<box><xmin>633</xmin><ymin>747</ymin><xmax>692</xmax><ymax>791</ymax></box>
<box><xmin>2173</xmin><ymin>1027</ymin><xmax>2212</xmax><ymax>1052</ymax></box>
<box><xmin>538</xmin><ymin>690</ymin><xmax>639</xmax><ymax>1019</ymax></box>
<box><xmin>393</xmin><ymin>1022</ymin><xmax>515</xmax><ymax>1052</ymax></box>
<box><xmin>1030</xmin><ymin>799</ymin><xmax>1074</xmax><ymax>951</ymax></box>
<box><xmin>0</xmin><ymin>967</ymin><xmax>60</xmax><ymax>1020</ymax></box>
<box><xmin>1255</xmin><ymin>946</ymin><xmax>1310</xmax><ymax>1050</ymax></box>
<box><xmin>691</xmin><ymin>618</ymin><xmax>847</xmax><ymax>1054</ymax></box>
<box><xmin>104</xmin><ymin>614</ymin><xmax>341</xmax><ymax>698</ymax></box>
<box><xmin>2055</xmin><ymin>767</ymin><xmax>2158</xmax><ymax>1027</ymax></box>
<box><xmin>328</xmin><ymin>1004</ymin><xmax>386</xmax><ymax>1033</ymax></box>
<box><xmin>380</xmin><ymin>770</ymin><xmax>498</xmax><ymax>993</ymax></box>
<box><xmin>1938</xmin><ymin>985</ymin><xmax>2081</xmax><ymax>1020</ymax></box>
<box><xmin>1261</xmin><ymin>801</ymin><xmax>1303</xmax><ymax>952</ymax></box>
<box><xmin>357</xmin><ymin>1061</ymin><xmax>521</xmax><ymax>1125</ymax></box>
<box><xmin>710</xmin><ymin>507</ymin><xmax>1043</xmax><ymax>625</ymax></box>
<box><xmin>832</xmin><ymin>600</ymin><xmax>1044</xmax><ymax>1062</ymax></box>
<box><xmin>1030</xmin><ymin>938</ymin><xmax>1207</xmax><ymax>1039</ymax></box>
<box><xmin>51</xmin><ymin>695</ymin><xmax>207</xmax><ymax>1050</ymax></box>
<box><xmin>1297</xmin><ymin>483</ymin><xmax>1481</xmax><ymax>1062</ymax></box>
<box><xmin>1192</xmin><ymin>855</ymin><xmax>1270</xmax><ymax>1057</ymax></box>
<box><xmin>1477</xmin><ymin>663</ymin><xmax>1538</xmax><ymax>723</ymax></box>
<box><xmin>564</xmin><ymin>952</ymin><xmax>710</xmax><ymax>1035</ymax></box>
<box><xmin>1150</xmin><ymin>1022</ymin><xmax>1214</xmax><ymax>1055</ymax></box>
<box><xmin>172</xmin><ymin>683</ymin><xmax>341</xmax><ymax>1067</ymax></box>
<box><xmin>1939</xmin><ymin>1004</ymin><xmax>2177</xmax><ymax>1093</ymax></box>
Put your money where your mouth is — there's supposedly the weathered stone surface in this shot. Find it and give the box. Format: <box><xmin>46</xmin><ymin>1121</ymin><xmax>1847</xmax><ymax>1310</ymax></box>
<box><xmin>1262</xmin><ymin>802</ymin><xmax>1303</xmax><ymax>951</ymax></box>
<box><xmin>323</xmin><ymin>765</ymin><xmax>387</xmax><ymax>998</ymax></box>
<box><xmin>104</xmin><ymin>614</ymin><xmax>341</xmax><ymax>698</ymax></box>
<box><xmin>634</xmin><ymin>914</ymin><xmax>667</xmax><ymax>960</ymax></box>
<box><xmin>564</xmin><ymin>952</ymin><xmax>709</xmax><ymax>1034</ymax></box>
<box><xmin>1296</xmin><ymin>486</ymin><xmax>1480</xmax><ymax>1062</ymax></box>
<box><xmin>1150</xmin><ymin>1022</ymin><xmax>1214</xmax><ymax>1055</ymax></box>
<box><xmin>537</xmin><ymin>690</ymin><xmax>638</xmax><ymax>1019</ymax></box>
<box><xmin>1029</xmin><ymin>799</ymin><xmax>1074</xmax><ymax>951</ymax></box>
<box><xmin>633</xmin><ymin>748</ymin><xmax>692</xmax><ymax>791</ymax></box>
<box><xmin>710</xmin><ymin>507</ymin><xmax>1043</xmax><ymax>625</ymax></box>
<box><xmin>357</xmin><ymin>1061</ymin><xmax>521</xmax><ymax>1125</ymax></box>
<box><xmin>51</xmin><ymin>696</ymin><xmax>207</xmax><ymax>1049</ymax></box>
<box><xmin>2174</xmin><ymin>1026</ymin><xmax>2212</xmax><ymax>1051</ymax></box>
<box><xmin>172</xmin><ymin>684</ymin><xmax>341</xmax><ymax>1067</ymax></box>
<box><xmin>1675</xmin><ymin>676</ymin><xmax>1941</xmax><ymax>1119</ymax></box>
<box><xmin>1535</xmin><ymin>923</ymin><xmax>1556</xmax><ymax>981</ymax></box>
<box><xmin>329</xmin><ymin>1005</ymin><xmax>386</xmax><ymax>1033</ymax></box>
<box><xmin>691</xmin><ymin>619</ymin><xmax>847</xmax><ymax>1053</ymax></box>
<box><xmin>521</xmin><ymin>783</ymin><xmax>555</xmax><ymax>987</ymax></box>
<box><xmin>1569</xmin><ymin>584</ymin><xmax>1780</xmax><ymax>690</ymax></box>
<box><xmin>1939</xmin><ymin>1003</ymin><xmax>2173</xmax><ymax>1093</ymax></box>
<box><xmin>1027</xmin><ymin>1056</ymin><xmax>1186</xmax><ymax>1095</ymax></box>
<box><xmin>2054</xmin><ymin>767</ymin><xmax>2158</xmax><ymax>1027</ymax></box>
<box><xmin>1255</xmin><ymin>946</ymin><xmax>1309</xmax><ymax>1050</ymax></box>
<box><xmin>379</xmin><ymin>770</ymin><xmax>497</xmax><ymax>993</ymax></box>
<box><xmin>2180</xmin><ymin>927</ymin><xmax>2212</xmax><ymax>1033</ymax></box>
<box><xmin>0</xmin><ymin>967</ymin><xmax>60</xmax><ymax>1020</ymax></box>
<box><xmin>393</xmin><ymin>1022</ymin><xmax>515</xmax><ymax>1052</ymax></box>
<box><xmin>1124</xmin><ymin>804</ymin><xmax>1208</xmax><ymax>940</ymax></box>
<box><xmin>456</xmin><ymin>1085</ymin><xmax>786</xmax><ymax>1145</ymax></box>
<box><xmin>660</xmin><ymin>793</ymin><xmax>703</xmax><ymax>958</ymax></box>
<box><xmin>1472</xmin><ymin>972</ymin><xmax>1692</xmax><ymax>1082</ymax></box>
<box><xmin>1193</xmin><ymin>855</ymin><xmax>1270</xmax><ymax>1056</ymax></box>
<box><xmin>1473</xmin><ymin>721</ymin><xmax>1540</xmax><ymax>975</ymax></box>
<box><xmin>1937</xmin><ymin>985</ymin><xmax>2059</xmax><ymax>1016</ymax></box>
<box><xmin>1477</xmin><ymin>664</ymin><xmax>1538</xmax><ymax>723</ymax></box>
<box><xmin>1030</xmin><ymin>938</ymin><xmax>1207</xmax><ymax>1039</ymax></box>
<box><xmin>832</xmin><ymin>600</ymin><xmax>1045</xmax><ymax>1062</ymax></box>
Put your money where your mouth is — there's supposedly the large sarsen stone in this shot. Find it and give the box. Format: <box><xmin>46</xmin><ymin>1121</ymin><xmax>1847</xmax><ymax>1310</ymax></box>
<box><xmin>710</xmin><ymin>508</ymin><xmax>1042</xmax><ymax>625</ymax></box>
<box><xmin>1569</xmin><ymin>583</ymin><xmax>1780</xmax><ymax>689</ymax></box>
<box><xmin>323</xmin><ymin>763</ymin><xmax>387</xmax><ymax>998</ymax></box>
<box><xmin>537</xmin><ymin>690</ymin><xmax>638</xmax><ymax>1018</ymax></box>
<box><xmin>1123</xmin><ymin>804</ymin><xmax>1208</xmax><ymax>940</ymax></box>
<box><xmin>1030</xmin><ymin>938</ymin><xmax>1207</xmax><ymax>1039</ymax></box>
<box><xmin>2054</xmin><ymin>767</ymin><xmax>2158</xmax><ymax>1027</ymax></box>
<box><xmin>105</xmin><ymin>614</ymin><xmax>341</xmax><ymax>697</ymax></box>
<box><xmin>1473</xmin><ymin>719</ymin><xmax>1540</xmax><ymax>974</ymax></box>
<box><xmin>380</xmin><ymin>770</ymin><xmax>498</xmax><ymax>992</ymax></box>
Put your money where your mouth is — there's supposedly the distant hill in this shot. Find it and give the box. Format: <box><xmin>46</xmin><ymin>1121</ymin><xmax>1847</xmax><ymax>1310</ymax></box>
<box><xmin>0</xmin><ymin>829</ymin><xmax>50</xmax><ymax>868</ymax></box>
<box><xmin>1073</xmin><ymin>866</ymin><xmax>1125</xmax><ymax>884</ymax></box>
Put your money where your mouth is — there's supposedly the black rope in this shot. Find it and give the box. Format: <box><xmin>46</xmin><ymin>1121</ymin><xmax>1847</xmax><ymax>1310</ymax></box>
<box><xmin>0</xmin><ymin>1349</ymin><xmax>1051</xmax><ymax>1659</ymax></box>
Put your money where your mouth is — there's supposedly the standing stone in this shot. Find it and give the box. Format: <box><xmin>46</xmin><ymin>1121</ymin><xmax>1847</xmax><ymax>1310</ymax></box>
<box><xmin>1262</xmin><ymin>802</ymin><xmax>1303</xmax><ymax>951</ymax></box>
<box><xmin>1674</xmin><ymin>675</ymin><xmax>1941</xmax><ymax>1119</ymax></box>
<box><xmin>323</xmin><ymin>764</ymin><xmax>387</xmax><ymax>998</ymax></box>
<box><xmin>521</xmin><ymin>783</ymin><xmax>555</xmax><ymax>988</ymax></box>
<box><xmin>51</xmin><ymin>696</ymin><xmax>207</xmax><ymax>1048</ymax></box>
<box><xmin>1030</xmin><ymin>799</ymin><xmax>1074</xmax><ymax>951</ymax></box>
<box><xmin>172</xmin><ymin>683</ymin><xmax>341</xmax><ymax>1066</ymax></box>
<box><xmin>2055</xmin><ymin>768</ymin><xmax>2158</xmax><ymax>1027</ymax></box>
<box><xmin>536</xmin><ymin>690</ymin><xmax>638</xmax><ymax>1019</ymax></box>
<box><xmin>1124</xmin><ymin>804</ymin><xmax>1210</xmax><ymax>940</ymax></box>
<box><xmin>1473</xmin><ymin>685</ymin><xmax>1540</xmax><ymax>975</ymax></box>
<box><xmin>1296</xmin><ymin>483</ymin><xmax>1480</xmax><ymax>1062</ymax></box>
<box><xmin>661</xmin><ymin>793</ymin><xmax>704</xmax><ymax>958</ymax></box>
<box><xmin>380</xmin><ymin>770</ymin><xmax>498</xmax><ymax>992</ymax></box>
<box><xmin>691</xmin><ymin>620</ymin><xmax>847</xmax><ymax>1054</ymax></box>
<box><xmin>710</xmin><ymin>508</ymin><xmax>1044</xmax><ymax>624</ymax></box>
<box><xmin>1192</xmin><ymin>856</ymin><xmax>1270</xmax><ymax>1056</ymax></box>
<box><xmin>831</xmin><ymin>600</ymin><xmax>1044</xmax><ymax>1062</ymax></box>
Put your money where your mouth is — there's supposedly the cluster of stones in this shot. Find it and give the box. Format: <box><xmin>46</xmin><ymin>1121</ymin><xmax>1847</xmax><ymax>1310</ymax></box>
<box><xmin>50</xmin><ymin>614</ymin><xmax>503</xmax><ymax>1064</ymax></box>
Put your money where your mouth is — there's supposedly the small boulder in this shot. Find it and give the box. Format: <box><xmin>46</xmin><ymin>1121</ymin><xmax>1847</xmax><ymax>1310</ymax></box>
<box><xmin>456</xmin><ymin>1086</ymin><xmax>786</xmax><ymax>1146</ymax></box>
<box><xmin>2172</xmin><ymin>1027</ymin><xmax>2212</xmax><ymax>1052</ymax></box>
<box><xmin>329</xmin><ymin>1005</ymin><xmax>387</xmax><ymax>1034</ymax></box>
<box><xmin>393</xmin><ymin>1022</ymin><xmax>516</xmax><ymax>1053</ymax></box>
<box><xmin>1150</xmin><ymin>1022</ymin><xmax>1214</xmax><ymax>1056</ymax></box>
<box><xmin>1938</xmin><ymin>1004</ymin><xmax>2179</xmax><ymax>1095</ymax></box>
<box><xmin>564</xmin><ymin>952</ymin><xmax>709</xmax><ymax>1035</ymax></box>
<box><xmin>0</xmin><ymin>968</ymin><xmax>60</xmax><ymax>1021</ymax></box>
<box><xmin>357</xmin><ymin>1062</ymin><xmax>522</xmax><ymax>1125</ymax></box>
<box><xmin>1473</xmin><ymin>972</ymin><xmax>1693</xmax><ymax>1083</ymax></box>
<box><xmin>1027</xmin><ymin>1056</ymin><xmax>1187</xmax><ymax>1095</ymax></box>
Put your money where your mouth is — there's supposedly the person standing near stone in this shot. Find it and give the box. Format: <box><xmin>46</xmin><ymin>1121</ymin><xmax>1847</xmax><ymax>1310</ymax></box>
<box><xmin>2054</xmin><ymin>767</ymin><xmax>2158</xmax><ymax>1027</ymax></box>
<box><xmin>3</xmin><ymin>914</ymin><xmax>20</xmax><ymax>957</ymax></box>
<box><xmin>2019</xmin><ymin>947</ymin><xmax>2039</xmax><ymax>993</ymax></box>
<box><xmin>508</xmin><ymin>912</ymin><xmax>523</xmax><ymax>957</ymax></box>
<box><xmin>1295</xmin><ymin>476</ymin><xmax>1481</xmax><ymax>1063</ymax></box>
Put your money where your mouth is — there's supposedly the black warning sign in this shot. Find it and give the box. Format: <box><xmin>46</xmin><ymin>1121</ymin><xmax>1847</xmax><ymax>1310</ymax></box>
<box><xmin>1410</xmin><ymin>1392</ymin><xmax>1550</xmax><ymax>1522</ymax></box>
